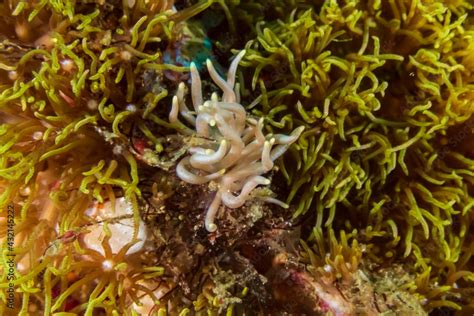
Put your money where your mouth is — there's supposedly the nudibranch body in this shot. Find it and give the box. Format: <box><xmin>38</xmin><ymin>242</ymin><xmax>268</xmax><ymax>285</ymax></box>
<box><xmin>170</xmin><ymin>51</ymin><xmax>304</xmax><ymax>232</ymax></box>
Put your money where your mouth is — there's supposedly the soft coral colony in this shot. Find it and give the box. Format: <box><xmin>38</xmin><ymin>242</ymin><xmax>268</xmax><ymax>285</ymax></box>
<box><xmin>0</xmin><ymin>0</ymin><xmax>473</xmax><ymax>316</ymax></box>
<box><xmin>0</xmin><ymin>0</ymin><xmax>220</xmax><ymax>314</ymax></box>
<box><xmin>234</xmin><ymin>0</ymin><xmax>474</xmax><ymax>312</ymax></box>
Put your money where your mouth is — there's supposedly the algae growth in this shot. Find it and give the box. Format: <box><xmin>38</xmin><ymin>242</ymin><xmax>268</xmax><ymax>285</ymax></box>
<box><xmin>0</xmin><ymin>0</ymin><xmax>473</xmax><ymax>315</ymax></box>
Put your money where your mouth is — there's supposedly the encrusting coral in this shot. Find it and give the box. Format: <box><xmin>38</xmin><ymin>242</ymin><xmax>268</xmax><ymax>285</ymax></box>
<box><xmin>170</xmin><ymin>51</ymin><xmax>304</xmax><ymax>232</ymax></box>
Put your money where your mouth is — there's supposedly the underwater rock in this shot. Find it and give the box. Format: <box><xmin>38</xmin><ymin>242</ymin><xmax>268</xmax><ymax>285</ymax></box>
<box><xmin>82</xmin><ymin>197</ymin><xmax>148</xmax><ymax>256</ymax></box>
